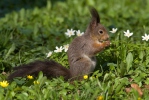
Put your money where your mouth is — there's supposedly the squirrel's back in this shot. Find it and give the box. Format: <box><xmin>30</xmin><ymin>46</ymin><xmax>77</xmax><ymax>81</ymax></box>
<box><xmin>67</xmin><ymin>34</ymin><xmax>98</xmax><ymax>79</ymax></box>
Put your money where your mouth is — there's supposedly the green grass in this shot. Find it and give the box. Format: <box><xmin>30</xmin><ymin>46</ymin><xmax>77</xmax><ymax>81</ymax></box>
<box><xmin>0</xmin><ymin>0</ymin><xmax>149</xmax><ymax>99</ymax></box>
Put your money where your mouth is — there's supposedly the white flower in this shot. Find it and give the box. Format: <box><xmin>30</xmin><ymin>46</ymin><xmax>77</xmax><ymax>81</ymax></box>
<box><xmin>46</xmin><ymin>51</ymin><xmax>53</xmax><ymax>57</ymax></box>
<box><xmin>54</xmin><ymin>46</ymin><xmax>63</xmax><ymax>53</ymax></box>
<box><xmin>65</xmin><ymin>29</ymin><xmax>75</xmax><ymax>37</ymax></box>
<box><xmin>76</xmin><ymin>30</ymin><xmax>84</xmax><ymax>36</ymax></box>
<box><xmin>109</xmin><ymin>28</ymin><xmax>118</xmax><ymax>33</ymax></box>
<box><xmin>124</xmin><ymin>30</ymin><xmax>133</xmax><ymax>38</ymax></box>
<box><xmin>63</xmin><ymin>44</ymin><xmax>69</xmax><ymax>52</ymax></box>
<box><xmin>142</xmin><ymin>33</ymin><xmax>149</xmax><ymax>41</ymax></box>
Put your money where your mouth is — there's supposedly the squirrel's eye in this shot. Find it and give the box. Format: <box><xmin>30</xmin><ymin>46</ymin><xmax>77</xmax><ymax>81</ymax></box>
<box><xmin>98</xmin><ymin>30</ymin><xmax>103</xmax><ymax>34</ymax></box>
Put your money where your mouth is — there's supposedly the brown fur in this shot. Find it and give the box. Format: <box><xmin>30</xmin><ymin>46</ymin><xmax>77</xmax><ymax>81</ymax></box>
<box><xmin>8</xmin><ymin>60</ymin><xmax>71</xmax><ymax>81</ymax></box>
<box><xmin>8</xmin><ymin>7</ymin><xmax>110</xmax><ymax>81</ymax></box>
<box><xmin>68</xmin><ymin>8</ymin><xmax>110</xmax><ymax>80</ymax></box>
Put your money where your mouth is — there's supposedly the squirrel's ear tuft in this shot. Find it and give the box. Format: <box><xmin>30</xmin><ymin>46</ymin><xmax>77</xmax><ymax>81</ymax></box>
<box><xmin>89</xmin><ymin>7</ymin><xmax>100</xmax><ymax>29</ymax></box>
<box><xmin>90</xmin><ymin>8</ymin><xmax>100</xmax><ymax>23</ymax></box>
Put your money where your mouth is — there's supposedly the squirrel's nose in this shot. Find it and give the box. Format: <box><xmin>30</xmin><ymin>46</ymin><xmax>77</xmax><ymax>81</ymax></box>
<box><xmin>106</xmin><ymin>34</ymin><xmax>110</xmax><ymax>41</ymax></box>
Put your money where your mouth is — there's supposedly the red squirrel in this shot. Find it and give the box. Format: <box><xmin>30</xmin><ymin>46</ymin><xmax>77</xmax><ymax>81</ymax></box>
<box><xmin>8</xmin><ymin>8</ymin><xmax>110</xmax><ymax>81</ymax></box>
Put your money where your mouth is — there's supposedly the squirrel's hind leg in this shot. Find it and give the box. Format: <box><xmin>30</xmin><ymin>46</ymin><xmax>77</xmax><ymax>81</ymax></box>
<box><xmin>69</xmin><ymin>57</ymin><xmax>95</xmax><ymax>80</ymax></box>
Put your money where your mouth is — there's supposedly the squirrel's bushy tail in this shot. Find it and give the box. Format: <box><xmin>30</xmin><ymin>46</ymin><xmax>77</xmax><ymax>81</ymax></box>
<box><xmin>8</xmin><ymin>60</ymin><xmax>71</xmax><ymax>81</ymax></box>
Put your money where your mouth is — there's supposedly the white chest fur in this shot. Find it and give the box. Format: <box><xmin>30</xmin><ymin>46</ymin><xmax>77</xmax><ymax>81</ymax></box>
<box><xmin>83</xmin><ymin>55</ymin><xmax>97</xmax><ymax>71</ymax></box>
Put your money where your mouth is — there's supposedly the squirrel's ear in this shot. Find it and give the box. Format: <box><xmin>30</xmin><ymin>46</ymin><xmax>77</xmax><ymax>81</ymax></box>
<box><xmin>89</xmin><ymin>7</ymin><xmax>100</xmax><ymax>29</ymax></box>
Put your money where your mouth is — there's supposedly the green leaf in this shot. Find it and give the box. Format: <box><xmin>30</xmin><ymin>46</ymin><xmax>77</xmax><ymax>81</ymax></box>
<box><xmin>126</xmin><ymin>52</ymin><xmax>133</xmax><ymax>72</ymax></box>
<box><xmin>4</xmin><ymin>43</ymin><xmax>15</xmax><ymax>59</ymax></box>
<box><xmin>145</xmin><ymin>78</ymin><xmax>149</xmax><ymax>85</ymax></box>
<box><xmin>139</xmin><ymin>51</ymin><xmax>144</xmax><ymax>60</ymax></box>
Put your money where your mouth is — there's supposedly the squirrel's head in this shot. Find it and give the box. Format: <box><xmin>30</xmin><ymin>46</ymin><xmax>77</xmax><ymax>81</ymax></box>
<box><xmin>86</xmin><ymin>8</ymin><xmax>109</xmax><ymax>43</ymax></box>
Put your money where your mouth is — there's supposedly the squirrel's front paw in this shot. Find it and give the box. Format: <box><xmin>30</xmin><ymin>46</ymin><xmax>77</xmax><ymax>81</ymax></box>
<box><xmin>104</xmin><ymin>40</ymin><xmax>110</xmax><ymax>47</ymax></box>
